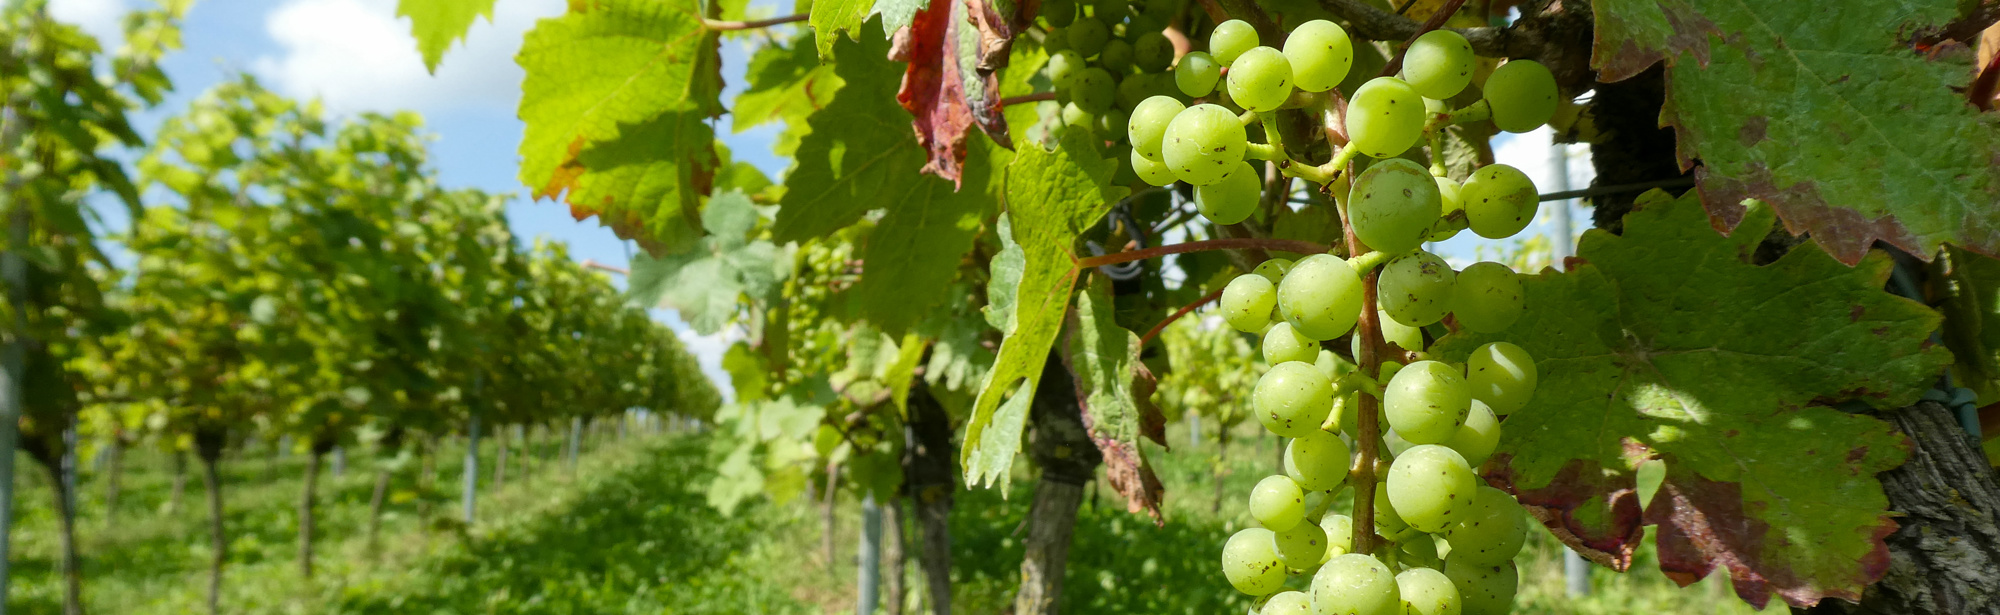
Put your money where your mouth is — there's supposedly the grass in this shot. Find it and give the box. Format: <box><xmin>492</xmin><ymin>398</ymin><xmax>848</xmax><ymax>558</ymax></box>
<box><xmin>3</xmin><ymin>420</ymin><xmax>1778</xmax><ymax>614</ymax></box>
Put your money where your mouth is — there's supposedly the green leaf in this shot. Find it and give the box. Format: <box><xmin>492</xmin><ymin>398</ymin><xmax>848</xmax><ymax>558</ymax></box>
<box><xmin>857</xmin><ymin>140</ymin><xmax>1003</xmax><ymax>335</ymax></box>
<box><xmin>517</xmin><ymin>0</ymin><xmax>723</xmax><ymax>253</ymax></box>
<box><xmin>808</xmin><ymin>0</ymin><xmax>874</xmax><ymax>58</ymax></box>
<box><xmin>886</xmin><ymin>333</ymin><xmax>927</xmax><ymax>417</ymax></box>
<box><xmin>1939</xmin><ymin>246</ymin><xmax>2000</xmax><ymax>402</ymax></box>
<box><xmin>629</xmin><ymin>191</ymin><xmax>792</xmax><ymax>334</ymax></box>
<box><xmin>772</xmin><ymin>25</ymin><xmax>921</xmax><ymax>243</ymax></box>
<box><xmin>732</xmin><ymin>34</ymin><xmax>841</xmax><ymax>135</ymax></box>
<box><xmin>1434</xmin><ymin>191</ymin><xmax>1947</xmax><ymax>608</ymax></box>
<box><xmin>396</xmin><ymin>0</ymin><xmax>496</xmax><ymax>73</ymax></box>
<box><xmin>1592</xmin><ymin>0</ymin><xmax>2000</xmax><ymax>264</ymax></box>
<box><xmin>1064</xmin><ymin>274</ymin><xmax>1165</xmax><ymax>521</ymax></box>
<box><xmin>961</xmin><ymin>131</ymin><xmax>1129</xmax><ymax>490</ymax></box>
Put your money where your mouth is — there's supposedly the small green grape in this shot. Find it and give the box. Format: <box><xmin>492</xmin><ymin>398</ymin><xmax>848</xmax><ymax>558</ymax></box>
<box><xmin>1254</xmin><ymin>361</ymin><xmax>1335</xmax><ymax>438</ymax></box>
<box><xmin>1263</xmin><ymin>321</ymin><xmax>1320</xmax><ymax>366</ymax></box>
<box><xmin>1133</xmin><ymin>31</ymin><xmax>1173</xmax><ymax>72</ymax></box>
<box><xmin>1379</xmin><ymin>250</ymin><xmax>1456</xmax><ymax>327</ymax></box>
<box><xmin>1226</xmin><ymin>46</ymin><xmax>1293</xmax><ymax>112</ymax></box>
<box><xmin>1401</xmin><ymin>29</ymin><xmax>1474</xmax><ymax>100</ymax></box>
<box><xmin>1444</xmin><ymin>551</ymin><xmax>1519</xmax><ymax>615</ymax></box>
<box><xmin>1444</xmin><ymin>485</ymin><xmax>1527</xmax><ymax>566</ymax></box>
<box><xmin>1274</xmin><ymin>520</ymin><xmax>1328</xmax><ymax>568</ymax></box>
<box><xmin>1100</xmin><ymin>38</ymin><xmax>1135</xmax><ymax>73</ymax></box>
<box><xmin>1071</xmin><ymin>67</ymin><xmax>1118</xmax><ymax>113</ymax></box>
<box><xmin>1174</xmin><ymin>51</ymin><xmax>1222</xmax><ymax>97</ymax></box>
<box><xmin>1384</xmin><ymin>360</ymin><xmax>1472</xmax><ymax>445</ymax></box>
<box><xmin>1060</xmin><ymin>102</ymin><xmax>1096</xmax><ymax>133</ymax></box>
<box><xmin>1195</xmin><ymin>161</ymin><xmax>1261</xmax><ymax>224</ymax></box>
<box><xmin>1311</xmin><ymin>553</ymin><xmax>1401</xmax><ymax>615</ymax></box>
<box><xmin>1069</xmin><ymin>17</ymin><xmax>1110</xmax><ymax>57</ymax></box>
<box><xmin>1349</xmin><ymin>158</ymin><xmax>1443</xmax><ymax>255</ymax></box>
<box><xmin>1250</xmin><ymin>474</ymin><xmax>1307</xmax><ymax>531</ymax></box>
<box><xmin>1396</xmin><ymin>567</ymin><xmax>1463</xmax><ymax>615</ymax></box>
<box><xmin>1253</xmin><ymin>257</ymin><xmax>1294</xmax><ymax>284</ymax></box>
<box><xmin>1428</xmin><ymin>175</ymin><xmax>1465</xmax><ymax>241</ymax></box>
<box><xmin>1222</xmin><ymin>528</ymin><xmax>1287</xmax><ymax>594</ymax></box>
<box><xmin>1285</xmin><ymin>430</ymin><xmax>1351</xmax><ymax>491</ymax></box>
<box><xmin>1275</xmin><ymin>253</ymin><xmax>1364</xmax><ymax>340</ymax></box>
<box><xmin>1047</xmin><ymin>49</ymin><xmax>1086</xmax><ymax>89</ymax></box>
<box><xmin>1221</xmin><ymin>272</ymin><xmax>1277</xmax><ymax>333</ymax></box>
<box><xmin>1360</xmin><ymin>308</ymin><xmax>1423</xmax><ymax>355</ymax></box>
<box><xmin>1443</xmin><ymin>400</ymin><xmax>1500</xmax><ymax>467</ymax></box>
<box><xmin>1466</xmin><ymin>341</ymin><xmax>1536</xmax><ymax>415</ymax></box>
<box><xmin>1161</xmin><ymin>103</ymin><xmax>1247</xmax><ymax>185</ymax></box>
<box><xmin>1386</xmin><ymin>444</ymin><xmax>1478</xmax><ymax>532</ymax></box>
<box><xmin>1450</xmin><ymin>262</ymin><xmax>1523</xmax><ymax>333</ymax></box>
<box><xmin>1042</xmin><ymin>0</ymin><xmax>1076</xmax><ymax>26</ymax></box>
<box><xmin>1462</xmin><ymin>163</ymin><xmax>1537</xmax><ymax>239</ymax></box>
<box><xmin>1209</xmin><ymin>19</ymin><xmax>1258</xmax><ymax>65</ymax></box>
<box><xmin>1485</xmin><ymin>59</ymin><xmax>1558</xmax><ymax>133</ymax></box>
<box><xmin>1319</xmin><ymin>513</ymin><xmax>1354</xmax><ymax>562</ymax></box>
<box><xmin>1347</xmin><ymin>77</ymin><xmax>1425</xmax><ymax>158</ymax></box>
<box><xmin>1095</xmin><ymin>0</ymin><xmax>1130</xmax><ymax>21</ymax></box>
<box><xmin>1044</xmin><ymin>26</ymin><xmax>1072</xmax><ymax>52</ymax></box>
<box><xmin>1130</xmin><ymin>147</ymin><xmax>1177</xmax><ymax>186</ymax></box>
<box><xmin>1262</xmin><ymin>590</ymin><xmax>1313</xmax><ymax>615</ymax></box>
<box><xmin>1128</xmin><ymin>95</ymin><xmax>1184</xmax><ymax>160</ymax></box>
<box><xmin>1283</xmin><ymin>19</ymin><xmax>1352</xmax><ymax>92</ymax></box>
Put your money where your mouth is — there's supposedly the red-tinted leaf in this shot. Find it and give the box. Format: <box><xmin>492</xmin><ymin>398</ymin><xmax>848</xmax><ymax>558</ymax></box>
<box><xmin>1486</xmin><ymin>454</ymin><xmax>1643</xmax><ymax>571</ymax></box>
<box><xmin>895</xmin><ymin>0</ymin><xmax>1010</xmax><ymax>184</ymax></box>
<box><xmin>1645</xmin><ymin>465</ymin><xmax>1899</xmax><ymax>608</ymax></box>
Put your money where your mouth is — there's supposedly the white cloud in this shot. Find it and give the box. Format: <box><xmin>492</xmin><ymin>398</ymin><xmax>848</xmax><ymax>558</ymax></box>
<box><xmin>252</xmin><ymin>0</ymin><xmax>563</xmax><ymax>115</ymax></box>
<box><xmin>47</xmin><ymin>0</ymin><xmax>128</xmax><ymax>46</ymax></box>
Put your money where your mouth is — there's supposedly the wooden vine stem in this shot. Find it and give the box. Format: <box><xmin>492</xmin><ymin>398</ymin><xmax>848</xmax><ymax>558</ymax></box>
<box><xmin>1333</xmin><ymin>178</ymin><xmax>1385</xmax><ymax>557</ymax></box>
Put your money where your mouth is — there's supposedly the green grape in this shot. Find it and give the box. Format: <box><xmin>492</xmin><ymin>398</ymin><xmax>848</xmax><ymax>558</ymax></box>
<box><xmin>1061</xmin><ymin>102</ymin><xmax>1097</xmax><ymax>134</ymax></box>
<box><xmin>1095</xmin><ymin>0</ymin><xmax>1130</xmax><ymax>21</ymax></box>
<box><xmin>1071</xmin><ymin>67</ymin><xmax>1118</xmax><ymax>113</ymax></box>
<box><xmin>1347</xmin><ymin>77</ymin><xmax>1426</xmax><ymax>158</ymax></box>
<box><xmin>1250</xmin><ymin>474</ymin><xmax>1308</xmax><ymax>531</ymax></box>
<box><xmin>1196</xmin><ymin>161</ymin><xmax>1261</xmax><ymax>224</ymax></box>
<box><xmin>1133</xmin><ymin>31</ymin><xmax>1173</xmax><ymax>72</ymax></box>
<box><xmin>1450</xmin><ymin>262</ymin><xmax>1522</xmax><ymax>333</ymax></box>
<box><xmin>1116</xmin><ymin>72</ymin><xmax>1152</xmax><ymax>109</ymax></box>
<box><xmin>1462</xmin><ymin>164</ymin><xmax>1537</xmax><ymax>239</ymax></box>
<box><xmin>1048</xmin><ymin>49</ymin><xmax>1087</xmax><ymax>89</ymax></box>
<box><xmin>1161</xmin><ymin>103</ymin><xmax>1247</xmax><ymax>185</ymax></box>
<box><xmin>1253</xmin><ymin>361</ymin><xmax>1335</xmax><ymax>437</ymax></box>
<box><xmin>1466</xmin><ymin>342</ymin><xmax>1535</xmax><ymax>415</ymax></box>
<box><xmin>1264</xmin><ymin>321</ymin><xmax>1320</xmax><ymax>366</ymax></box>
<box><xmin>1209</xmin><ymin>19</ymin><xmax>1258</xmax><ymax>65</ymax></box>
<box><xmin>1141</xmin><ymin>0</ymin><xmax>1176</xmax><ymax>19</ymax></box>
<box><xmin>1221</xmin><ymin>272</ymin><xmax>1278</xmax><ymax>333</ymax></box>
<box><xmin>1128</xmin><ymin>95</ymin><xmax>1184</xmax><ymax>160</ymax></box>
<box><xmin>1428</xmin><ymin>176</ymin><xmax>1465</xmax><ymax>241</ymax></box>
<box><xmin>1069</xmin><ymin>17</ymin><xmax>1110</xmax><ymax>57</ymax></box>
<box><xmin>1401</xmin><ymin>30</ymin><xmax>1473</xmax><ymax>100</ymax></box>
<box><xmin>1284</xmin><ymin>430</ymin><xmax>1351</xmax><ymax>490</ymax></box>
<box><xmin>1319</xmin><ymin>513</ymin><xmax>1354</xmax><ymax>562</ymax></box>
<box><xmin>1380</xmin><ymin>251</ymin><xmax>1456</xmax><ymax>327</ymax></box>
<box><xmin>1130</xmin><ymin>146</ymin><xmax>1177</xmax><ymax>186</ymax></box>
<box><xmin>1315</xmin><ymin>348</ymin><xmax>1355</xmax><ymax>381</ymax></box>
<box><xmin>1443</xmin><ymin>552</ymin><xmax>1518</xmax><ymax>615</ymax></box>
<box><xmin>1283</xmin><ymin>19</ymin><xmax>1352</xmax><ymax>92</ymax></box>
<box><xmin>1226</xmin><ymin>46</ymin><xmax>1293</xmax><ymax>112</ymax></box>
<box><xmin>1174</xmin><ymin>51</ymin><xmax>1222</xmax><ymax>97</ymax></box>
<box><xmin>1111</xmin><ymin>145</ymin><xmax>1140</xmax><ymax>185</ymax></box>
<box><xmin>1379</xmin><ymin>359</ymin><xmax>1405</xmax><ymax>385</ymax></box>
<box><xmin>1253</xmin><ymin>257</ymin><xmax>1294</xmax><ymax>284</ymax></box>
<box><xmin>1384</xmin><ymin>360</ymin><xmax>1472</xmax><ymax>444</ymax></box>
<box><xmin>1223</xmin><ymin>527</ymin><xmax>1288</xmax><ymax>594</ymax></box>
<box><xmin>1484</xmin><ymin>59</ymin><xmax>1557</xmax><ymax>133</ymax></box>
<box><xmin>1348</xmin><ymin>158</ymin><xmax>1442</xmax><ymax>255</ymax></box>
<box><xmin>1044</xmin><ymin>26</ymin><xmax>1072</xmax><ymax>52</ymax></box>
<box><xmin>1311</xmin><ymin>553</ymin><xmax>1401</xmax><ymax>615</ymax></box>
<box><xmin>1381</xmin><ymin>309</ymin><xmax>1424</xmax><ymax>352</ymax></box>
<box><xmin>1043</xmin><ymin>0</ymin><xmax>1077</xmax><ymax>26</ymax></box>
<box><xmin>1373</xmin><ymin>482</ymin><xmax>1408</xmax><ymax>534</ymax></box>
<box><xmin>1276</xmin><ymin>253</ymin><xmax>1364</xmax><ymax>340</ymax></box>
<box><xmin>1445</xmin><ymin>485</ymin><xmax>1527</xmax><ymax>566</ymax></box>
<box><xmin>1263</xmin><ymin>590</ymin><xmax>1313</xmax><ymax>615</ymax></box>
<box><xmin>1386</xmin><ymin>444</ymin><xmax>1478</xmax><ymax>533</ymax></box>
<box><xmin>1274</xmin><ymin>519</ymin><xmax>1328</xmax><ymax>568</ymax></box>
<box><xmin>1099</xmin><ymin>108</ymin><xmax>1130</xmax><ymax>141</ymax></box>
<box><xmin>1101</xmin><ymin>38</ymin><xmax>1135</xmax><ymax>73</ymax></box>
<box><xmin>1443</xmin><ymin>400</ymin><xmax>1499</xmax><ymax>467</ymax></box>
<box><xmin>1396</xmin><ymin>567</ymin><xmax>1463</xmax><ymax>615</ymax></box>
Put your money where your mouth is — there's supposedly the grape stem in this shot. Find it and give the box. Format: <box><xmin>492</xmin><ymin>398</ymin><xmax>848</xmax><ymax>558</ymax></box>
<box><xmin>701</xmin><ymin>14</ymin><xmax>809</xmax><ymax>30</ymax></box>
<box><xmin>1345</xmin><ymin>250</ymin><xmax>1394</xmax><ymax>276</ymax></box>
<box><xmin>1072</xmin><ymin>238</ymin><xmax>1331</xmax><ymax>270</ymax></box>
<box><xmin>999</xmin><ymin>92</ymin><xmax>1059</xmax><ymax>107</ymax></box>
<box><xmin>1137</xmin><ymin>286</ymin><xmax>1225</xmax><ymax>347</ymax></box>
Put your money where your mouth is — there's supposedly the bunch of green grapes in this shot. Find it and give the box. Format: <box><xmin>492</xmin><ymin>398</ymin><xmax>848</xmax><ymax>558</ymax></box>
<box><xmin>1039</xmin><ymin>0</ymin><xmax>1185</xmax><ymax>177</ymax></box>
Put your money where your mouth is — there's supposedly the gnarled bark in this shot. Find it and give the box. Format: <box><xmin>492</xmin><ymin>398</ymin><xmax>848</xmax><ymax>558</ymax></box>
<box><xmin>905</xmin><ymin>382</ymin><xmax>956</xmax><ymax>615</ymax></box>
<box><xmin>1013</xmin><ymin>356</ymin><xmax>1102</xmax><ymax>615</ymax></box>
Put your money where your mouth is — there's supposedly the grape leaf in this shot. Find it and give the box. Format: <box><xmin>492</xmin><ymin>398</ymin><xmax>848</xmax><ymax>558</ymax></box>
<box><xmin>396</xmin><ymin>0</ymin><xmax>496</xmax><ymax>73</ymax></box>
<box><xmin>962</xmin><ymin>132</ymin><xmax>1129</xmax><ymax>490</ymax></box>
<box><xmin>1064</xmin><ymin>274</ymin><xmax>1167</xmax><ymax>522</ymax></box>
<box><xmin>1435</xmin><ymin>191</ymin><xmax>1948</xmax><ymax>608</ymax></box>
<box><xmin>772</xmin><ymin>25</ymin><xmax>923</xmax><ymax>243</ymax></box>
<box><xmin>629</xmin><ymin>191</ymin><xmax>791</xmax><ymax>334</ymax></box>
<box><xmin>894</xmin><ymin>0</ymin><xmax>1009</xmax><ymax>183</ymax></box>
<box><xmin>809</xmin><ymin>0</ymin><xmax>874</xmax><ymax>58</ymax></box>
<box><xmin>1937</xmin><ymin>246</ymin><xmax>2000</xmax><ymax>402</ymax></box>
<box><xmin>1591</xmin><ymin>0</ymin><xmax>2000</xmax><ymax>264</ymax></box>
<box><xmin>877</xmin><ymin>0</ymin><xmax>929</xmax><ymax>37</ymax></box>
<box><xmin>857</xmin><ymin>140</ymin><xmax>1004</xmax><ymax>335</ymax></box>
<box><xmin>517</xmin><ymin>0</ymin><xmax>722</xmax><ymax>254</ymax></box>
<box><xmin>732</xmin><ymin>34</ymin><xmax>840</xmax><ymax>135</ymax></box>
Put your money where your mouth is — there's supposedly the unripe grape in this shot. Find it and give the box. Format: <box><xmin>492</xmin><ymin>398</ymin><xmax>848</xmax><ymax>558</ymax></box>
<box><xmin>1386</xmin><ymin>444</ymin><xmax>1478</xmax><ymax>532</ymax></box>
<box><xmin>1380</xmin><ymin>250</ymin><xmax>1456</xmax><ymax>327</ymax></box>
<box><xmin>1100</xmin><ymin>38</ymin><xmax>1135</xmax><ymax>73</ymax></box>
<box><xmin>1373</xmin><ymin>482</ymin><xmax>1408</xmax><ymax>534</ymax></box>
<box><xmin>1227</xmin><ymin>46</ymin><xmax>1293</xmax><ymax>112</ymax></box>
<box><xmin>1274</xmin><ymin>520</ymin><xmax>1328</xmax><ymax>568</ymax></box>
<box><xmin>1462</xmin><ymin>164</ymin><xmax>1537</xmax><ymax>239</ymax></box>
<box><xmin>1428</xmin><ymin>175</ymin><xmax>1465</xmax><ymax>241</ymax></box>
<box><xmin>1319</xmin><ymin>513</ymin><xmax>1354</xmax><ymax>562</ymax></box>
<box><xmin>1263</xmin><ymin>591</ymin><xmax>1313</xmax><ymax>615</ymax></box>
<box><xmin>1450</xmin><ymin>262</ymin><xmax>1523</xmax><ymax>333</ymax></box>
<box><xmin>1161</xmin><ymin>103</ymin><xmax>1247</xmax><ymax>185</ymax></box>
<box><xmin>1069</xmin><ymin>17</ymin><xmax>1110</xmax><ymax>57</ymax></box>
<box><xmin>1349</xmin><ymin>158</ymin><xmax>1442</xmax><ymax>255</ymax></box>
<box><xmin>1044</xmin><ymin>26</ymin><xmax>1071</xmax><ymax>52</ymax></box>
<box><xmin>1221</xmin><ymin>272</ymin><xmax>1277</xmax><ymax>333</ymax></box>
<box><xmin>1396</xmin><ymin>567</ymin><xmax>1463</xmax><ymax>615</ymax></box>
<box><xmin>1263</xmin><ymin>321</ymin><xmax>1319</xmax><ymax>365</ymax></box>
<box><xmin>1250</xmin><ymin>474</ymin><xmax>1307</xmax><ymax>530</ymax></box>
<box><xmin>1128</xmin><ymin>95</ymin><xmax>1184</xmax><ymax>161</ymax></box>
<box><xmin>1358</xmin><ymin>308</ymin><xmax>1423</xmax><ymax>356</ymax></box>
<box><xmin>1133</xmin><ymin>31</ymin><xmax>1173</xmax><ymax>72</ymax></box>
<box><xmin>1402</xmin><ymin>29</ymin><xmax>1474</xmax><ymax>100</ymax></box>
<box><xmin>1209</xmin><ymin>19</ymin><xmax>1258</xmax><ymax>65</ymax></box>
<box><xmin>1283</xmin><ymin>19</ymin><xmax>1352</xmax><ymax>92</ymax></box>
<box><xmin>1253</xmin><ymin>257</ymin><xmax>1294</xmax><ymax>284</ymax></box>
<box><xmin>1174</xmin><ymin>51</ymin><xmax>1222</xmax><ymax>97</ymax></box>
<box><xmin>1196</xmin><ymin>161</ymin><xmax>1261</xmax><ymax>224</ymax></box>
<box><xmin>1254</xmin><ymin>361</ymin><xmax>1335</xmax><ymax>437</ymax></box>
<box><xmin>1347</xmin><ymin>77</ymin><xmax>1425</xmax><ymax>158</ymax></box>
<box><xmin>1048</xmin><ymin>49</ymin><xmax>1086</xmax><ymax>89</ymax></box>
<box><xmin>1312</xmin><ymin>553</ymin><xmax>1401</xmax><ymax>615</ymax></box>
<box><xmin>1071</xmin><ymin>67</ymin><xmax>1118</xmax><ymax>113</ymax></box>
<box><xmin>1444</xmin><ymin>552</ymin><xmax>1518</xmax><ymax>615</ymax></box>
<box><xmin>1222</xmin><ymin>527</ymin><xmax>1287</xmax><ymax>594</ymax></box>
<box><xmin>1060</xmin><ymin>102</ymin><xmax>1096</xmax><ymax>133</ymax></box>
<box><xmin>1276</xmin><ymin>253</ymin><xmax>1364</xmax><ymax>340</ymax></box>
<box><xmin>1485</xmin><ymin>59</ymin><xmax>1557</xmax><ymax>133</ymax></box>
<box><xmin>1385</xmin><ymin>360</ymin><xmax>1472</xmax><ymax>444</ymax></box>
<box><xmin>1466</xmin><ymin>341</ymin><xmax>1536</xmax><ymax>415</ymax></box>
<box><xmin>1130</xmin><ymin>147</ymin><xmax>1177</xmax><ymax>186</ymax></box>
<box><xmin>1096</xmin><ymin>0</ymin><xmax>1130</xmax><ymax>21</ymax></box>
<box><xmin>1285</xmin><ymin>429</ymin><xmax>1351</xmax><ymax>490</ymax></box>
<box><xmin>1445</xmin><ymin>485</ymin><xmax>1527</xmax><ymax>566</ymax></box>
<box><xmin>1042</xmin><ymin>0</ymin><xmax>1076</xmax><ymax>26</ymax></box>
<box><xmin>1443</xmin><ymin>399</ymin><xmax>1499</xmax><ymax>467</ymax></box>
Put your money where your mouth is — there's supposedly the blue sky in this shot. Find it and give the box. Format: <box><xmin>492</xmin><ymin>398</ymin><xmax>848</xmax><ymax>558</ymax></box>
<box><xmin>47</xmin><ymin>0</ymin><xmax>1592</xmax><ymax>398</ymax></box>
